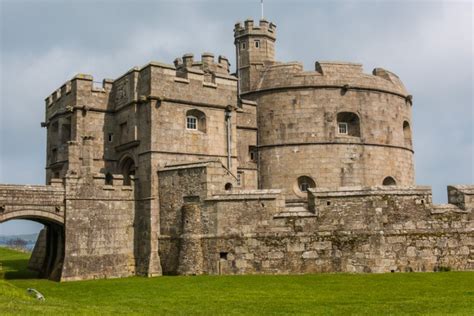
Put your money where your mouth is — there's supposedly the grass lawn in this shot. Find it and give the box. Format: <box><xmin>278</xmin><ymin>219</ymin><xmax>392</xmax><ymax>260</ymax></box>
<box><xmin>1</xmin><ymin>247</ymin><xmax>473</xmax><ymax>315</ymax></box>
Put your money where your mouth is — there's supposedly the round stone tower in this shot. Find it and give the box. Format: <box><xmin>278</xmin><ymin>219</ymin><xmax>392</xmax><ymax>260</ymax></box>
<box><xmin>234</xmin><ymin>19</ymin><xmax>415</xmax><ymax>197</ymax></box>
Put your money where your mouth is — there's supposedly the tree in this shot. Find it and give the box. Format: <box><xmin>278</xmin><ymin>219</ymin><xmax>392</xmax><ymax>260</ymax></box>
<box><xmin>7</xmin><ymin>238</ymin><xmax>28</xmax><ymax>251</ymax></box>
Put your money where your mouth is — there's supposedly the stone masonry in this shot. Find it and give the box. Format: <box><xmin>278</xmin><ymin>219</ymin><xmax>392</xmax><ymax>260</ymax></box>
<box><xmin>0</xmin><ymin>19</ymin><xmax>472</xmax><ymax>281</ymax></box>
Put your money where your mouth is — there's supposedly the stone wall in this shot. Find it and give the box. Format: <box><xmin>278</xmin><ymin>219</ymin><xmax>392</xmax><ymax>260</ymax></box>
<box><xmin>249</xmin><ymin>68</ymin><xmax>414</xmax><ymax>196</ymax></box>
<box><xmin>156</xmin><ymin>162</ymin><xmax>473</xmax><ymax>276</ymax></box>
<box><xmin>236</xmin><ymin>99</ymin><xmax>258</xmax><ymax>189</ymax></box>
<box><xmin>28</xmin><ymin>228</ymin><xmax>47</xmax><ymax>272</ymax></box>
<box><xmin>60</xmin><ymin>174</ymin><xmax>136</xmax><ymax>281</ymax></box>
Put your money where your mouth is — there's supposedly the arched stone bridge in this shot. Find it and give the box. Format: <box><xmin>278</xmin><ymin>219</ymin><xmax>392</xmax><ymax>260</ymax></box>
<box><xmin>0</xmin><ymin>184</ymin><xmax>65</xmax><ymax>225</ymax></box>
<box><xmin>0</xmin><ymin>183</ymin><xmax>66</xmax><ymax>280</ymax></box>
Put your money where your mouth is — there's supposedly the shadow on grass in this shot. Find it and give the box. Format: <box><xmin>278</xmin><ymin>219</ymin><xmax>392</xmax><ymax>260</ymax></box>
<box><xmin>2</xmin><ymin>259</ymin><xmax>39</xmax><ymax>280</ymax></box>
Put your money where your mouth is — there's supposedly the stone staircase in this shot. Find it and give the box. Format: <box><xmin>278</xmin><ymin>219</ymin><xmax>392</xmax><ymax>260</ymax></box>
<box><xmin>274</xmin><ymin>199</ymin><xmax>317</xmax><ymax>218</ymax></box>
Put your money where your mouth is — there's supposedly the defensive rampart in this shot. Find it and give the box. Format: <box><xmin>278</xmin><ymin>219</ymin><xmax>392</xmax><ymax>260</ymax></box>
<box><xmin>157</xmin><ymin>162</ymin><xmax>473</xmax><ymax>275</ymax></box>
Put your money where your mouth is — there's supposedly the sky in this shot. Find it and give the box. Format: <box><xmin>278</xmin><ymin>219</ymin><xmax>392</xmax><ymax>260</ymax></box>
<box><xmin>0</xmin><ymin>0</ymin><xmax>472</xmax><ymax>235</ymax></box>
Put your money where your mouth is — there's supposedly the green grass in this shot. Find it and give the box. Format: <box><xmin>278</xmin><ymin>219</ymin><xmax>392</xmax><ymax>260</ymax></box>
<box><xmin>1</xmin><ymin>247</ymin><xmax>473</xmax><ymax>315</ymax></box>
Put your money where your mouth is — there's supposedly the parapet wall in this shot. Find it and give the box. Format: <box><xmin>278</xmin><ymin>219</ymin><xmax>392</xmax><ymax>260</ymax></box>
<box><xmin>157</xmin><ymin>168</ymin><xmax>473</xmax><ymax>275</ymax></box>
<box><xmin>247</xmin><ymin>60</ymin><xmax>409</xmax><ymax>98</ymax></box>
<box><xmin>234</xmin><ymin>19</ymin><xmax>277</xmax><ymax>40</ymax></box>
<box><xmin>0</xmin><ymin>183</ymin><xmax>65</xmax><ymax>224</ymax></box>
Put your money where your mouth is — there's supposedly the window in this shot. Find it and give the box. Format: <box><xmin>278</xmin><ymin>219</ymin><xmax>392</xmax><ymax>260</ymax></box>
<box><xmin>105</xmin><ymin>172</ymin><xmax>113</xmax><ymax>185</ymax></box>
<box><xmin>220</xmin><ymin>252</ymin><xmax>228</xmax><ymax>260</ymax></box>
<box><xmin>51</xmin><ymin>148</ymin><xmax>57</xmax><ymax>163</ymax></box>
<box><xmin>241</xmin><ymin>42</ymin><xmax>246</xmax><ymax>50</ymax></box>
<box><xmin>108</xmin><ymin>133</ymin><xmax>113</xmax><ymax>142</ymax></box>
<box><xmin>337</xmin><ymin>112</ymin><xmax>360</xmax><ymax>137</ymax></box>
<box><xmin>255</xmin><ymin>40</ymin><xmax>260</xmax><ymax>48</ymax></box>
<box><xmin>121</xmin><ymin>157</ymin><xmax>135</xmax><ymax>185</ymax></box>
<box><xmin>338</xmin><ymin>122</ymin><xmax>348</xmax><ymax>134</ymax></box>
<box><xmin>185</xmin><ymin>109</ymin><xmax>206</xmax><ymax>132</ymax></box>
<box><xmin>51</xmin><ymin>122</ymin><xmax>59</xmax><ymax>133</ymax></box>
<box><xmin>383</xmin><ymin>176</ymin><xmax>397</xmax><ymax>186</ymax></box>
<box><xmin>61</xmin><ymin>123</ymin><xmax>71</xmax><ymax>143</ymax></box>
<box><xmin>186</xmin><ymin>116</ymin><xmax>197</xmax><ymax>130</ymax></box>
<box><xmin>225</xmin><ymin>183</ymin><xmax>233</xmax><ymax>191</ymax></box>
<box><xmin>297</xmin><ymin>176</ymin><xmax>316</xmax><ymax>192</ymax></box>
<box><xmin>403</xmin><ymin>121</ymin><xmax>411</xmax><ymax>147</ymax></box>
<box><xmin>249</xmin><ymin>146</ymin><xmax>257</xmax><ymax>162</ymax></box>
<box><xmin>119</xmin><ymin>122</ymin><xmax>128</xmax><ymax>143</ymax></box>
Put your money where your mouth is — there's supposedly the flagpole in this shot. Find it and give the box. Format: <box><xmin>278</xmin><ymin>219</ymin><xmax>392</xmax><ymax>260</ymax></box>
<box><xmin>261</xmin><ymin>0</ymin><xmax>264</xmax><ymax>19</ymax></box>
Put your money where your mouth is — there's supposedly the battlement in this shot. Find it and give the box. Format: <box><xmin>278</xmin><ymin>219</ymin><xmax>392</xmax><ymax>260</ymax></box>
<box><xmin>173</xmin><ymin>52</ymin><xmax>231</xmax><ymax>78</ymax></box>
<box><xmin>234</xmin><ymin>19</ymin><xmax>276</xmax><ymax>40</ymax></box>
<box><xmin>308</xmin><ymin>185</ymin><xmax>473</xmax><ymax>216</ymax></box>
<box><xmin>45</xmin><ymin>74</ymin><xmax>113</xmax><ymax>108</ymax></box>
<box><xmin>447</xmin><ymin>185</ymin><xmax>474</xmax><ymax>211</ymax></box>
<box><xmin>253</xmin><ymin>60</ymin><xmax>409</xmax><ymax>97</ymax></box>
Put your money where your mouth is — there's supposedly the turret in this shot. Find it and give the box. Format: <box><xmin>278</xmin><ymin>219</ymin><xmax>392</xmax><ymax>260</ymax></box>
<box><xmin>234</xmin><ymin>19</ymin><xmax>276</xmax><ymax>93</ymax></box>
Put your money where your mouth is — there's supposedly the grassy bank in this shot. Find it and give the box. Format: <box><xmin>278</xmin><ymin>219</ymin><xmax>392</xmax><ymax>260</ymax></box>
<box><xmin>1</xmin><ymin>247</ymin><xmax>473</xmax><ymax>315</ymax></box>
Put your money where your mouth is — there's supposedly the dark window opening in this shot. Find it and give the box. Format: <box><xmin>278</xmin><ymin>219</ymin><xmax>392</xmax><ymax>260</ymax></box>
<box><xmin>241</xmin><ymin>42</ymin><xmax>246</xmax><ymax>50</ymax></box>
<box><xmin>383</xmin><ymin>176</ymin><xmax>397</xmax><ymax>186</ymax></box>
<box><xmin>51</xmin><ymin>148</ymin><xmax>58</xmax><ymax>163</ymax></box>
<box><xmin>337</xmin><ymin>112</ymin><xmax>360</xmax><ymax>137</ymax></box>
<box><xmin>61</xmin><ymin>124</ymin><xmax>71</xmax><ymax>143</ymax></box>
<box><xmin>255</xmin><ymin>40</ymin><xmax>260</xmax><ymax>48</ymax></box>
<box><xmin>108</xmin><ymin>133</ymin><xmax>113</xmax><ymax>142</ymax></box>
<box><xmin>220</xmin><ymin>252</ymin><xmax>228</xmax><ymax>260</ymax></box>
<box><xmin>51</xmin><ymin>122</ymin><xmax>59</xmax><ymax>133</ymax></box>
<box><xmin>249</xmin><ymin>146</ymin><xmax>257</xmax><ymax>162</ymax></box>
<box><xmin>403</xmin><ymin>121</ymin><xmax>412</xmax><ymax>147</ymax></box>
<box><xmin>119</xmin><ymin>122</ymin><xmax>128</xmax><ymax>143</ymax></box>
<box><xmin>297</xmin><ymin>176</ymin><xmax>316</xmax><ymax>192</ymax></box>
<box><xmin>121</xmin><ymin>158</ymin><xmax>136</xmax><ymax>186</ymax></box>
<box><xmin>224</xmin><ymin>183</ymin><xmax>233</xmax><ymax>191</ymax></box>
<box><xmin>105</xmin><ymin>172</ymin><xmax>113</xmax><ymax>185</ymax></box>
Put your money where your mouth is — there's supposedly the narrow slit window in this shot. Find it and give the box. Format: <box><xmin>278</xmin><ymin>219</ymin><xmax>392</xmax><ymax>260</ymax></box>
<box><xmin>249</xmin><ymin>146</ymin><xmax>257</xmax><ymax>162</ymax></box>
<box><xmin>255</xmin><ymin>40</ymin><xmax>260</xmax><ymax>48</ymax></box>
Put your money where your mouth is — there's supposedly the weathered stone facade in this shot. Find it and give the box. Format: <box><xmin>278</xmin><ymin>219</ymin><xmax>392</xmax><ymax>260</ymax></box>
<box><xmin>0</xmin><ymin>19</ymin><xmax>472</xmax><ymax>281</ymax></box>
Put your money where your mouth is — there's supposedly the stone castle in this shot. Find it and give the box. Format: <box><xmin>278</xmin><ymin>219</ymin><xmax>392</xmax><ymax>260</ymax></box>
<box><xmin>0</xmin><ymin>19</ymin><xmax>472</xmax><ymax>281</ymax></box>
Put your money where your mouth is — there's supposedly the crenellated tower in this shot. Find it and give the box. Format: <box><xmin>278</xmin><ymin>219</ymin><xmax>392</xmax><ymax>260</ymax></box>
<box><xmin>234</xmin><ymin>19</ymin><xmax>276</xmax><ymax>93</ymax></box>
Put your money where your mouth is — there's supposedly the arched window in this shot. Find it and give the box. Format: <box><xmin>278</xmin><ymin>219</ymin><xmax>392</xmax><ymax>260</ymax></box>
<box><xmin>337</xmin><ymin>112</ymin><xmax>360</xmax><ymax>137</ymax></box>
<box><xmin>383</xmin><ymin>176</ymin><xmax>397</xmax><ymax>186</ymax></box>
<box><xmin>121</xmin><ymin>157</ymin><xmax>136</xmax><ymax>185</ymax></box>
<box><xmin>297</xmin><ymin>176</ymin><xmax>316</xmax><ymax>192</ymax></box>
<box><xmin>403</xmin><ymin>121</ymin><xmax>412</xmax><ymax>147</ymax></box>
<box><xmin>105</xmin><ymin>172</ymin><xmax>113</xmax><ymax>185</ymax></box>
<box><xmin>186</xmin><ymin>109</ymin><xmax>206</xmax><ymax>132</ymax></box>
<box><xmin>224</xmin><ymin>183</ymin><xmax>233</xmax><ymax>191</ymax></box>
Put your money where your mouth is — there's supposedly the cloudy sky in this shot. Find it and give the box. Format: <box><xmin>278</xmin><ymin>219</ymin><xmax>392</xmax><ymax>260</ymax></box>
<box><xmin>0</xmin><ymin>0</ymin><xmax>472</xmax><ymax>235</ymax></box>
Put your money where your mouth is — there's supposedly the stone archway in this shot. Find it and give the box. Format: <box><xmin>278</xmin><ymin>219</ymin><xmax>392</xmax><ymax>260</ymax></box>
<box><xmin>0</xmin><ymin>216</ymin><xmax>64</xmax><ymax>281</ymax></box>
<box><xmin>0</xmin><ymin>184</ymin><xmax>66</xmax><ymax>280</ymax></box>
<box><xmin>120</xmin><ymin>157</ymin><xmax>136</xmax><ymax>186</ymax></box>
